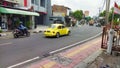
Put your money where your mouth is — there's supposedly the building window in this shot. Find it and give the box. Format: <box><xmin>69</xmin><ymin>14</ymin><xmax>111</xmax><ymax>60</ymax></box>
<box><xmin>31</xmin><ymin>0</ymin><xmax>34</xmax><ymax>4</ymax></box>
<box><xmin>32</xmin><ymin>0</ymin><xmax>39</xmax><ymax>5</ymax></box>
<box><xmin>35</xmin><ymin>0</ymin><xmax>39</xmax><ymax>5</ymax></box>
<box><xmin>40</xmin><ymin>0</ymin><xmax>45</xmax><ymax>7</ymax></box>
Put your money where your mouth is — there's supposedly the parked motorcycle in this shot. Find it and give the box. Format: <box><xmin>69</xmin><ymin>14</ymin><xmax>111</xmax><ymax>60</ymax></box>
<box><xmin>13</xmin><ymin>29</ymin><xmax>30</xmax><ymax>38</ymax></box>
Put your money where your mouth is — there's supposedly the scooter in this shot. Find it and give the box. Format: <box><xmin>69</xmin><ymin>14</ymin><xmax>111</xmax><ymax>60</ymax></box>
<box><xmin>13</xmin><ymin>29</ymin><xmax>30</xmax><ymax>38</ymax></box>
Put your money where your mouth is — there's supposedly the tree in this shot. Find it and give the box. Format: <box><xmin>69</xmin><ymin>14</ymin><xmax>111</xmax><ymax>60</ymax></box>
<box><xmin>109</xmin><ymin>7</ymin><xmax>120</xmax><ymax>24</ymax></box>
<box><xmin>99</xmin><ymin>10</ymin><xmax>106</xmax><ymax>17</ymax></box>
<box><xmin>100</xmin><ymin>7</ymin><xmax>120</xmax><ymax>25</ymax></box>
<box><xmin>72</xmin><ymin>10</ymin><xmax>83</xmax><ymax>21</ymax></box>
<box><xmin>85</xmin><ymin>16</ymin><xmax>91</xmax><ymax>22</ymax></box>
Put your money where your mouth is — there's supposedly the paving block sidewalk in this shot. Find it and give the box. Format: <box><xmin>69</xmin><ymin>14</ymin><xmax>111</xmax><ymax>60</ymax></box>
<box><xmin>23</xmin><ymin>37</ymin><xmax>102</xmax><ymax>68</ymax></box>
<box><xmin>87</xmin><ymin>50</ymin><xmax>120</xmax><ymax>68</ymax></box>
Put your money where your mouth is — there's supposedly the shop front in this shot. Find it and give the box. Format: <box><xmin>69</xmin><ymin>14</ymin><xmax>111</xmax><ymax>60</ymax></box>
<box><xmin>0</xmin><ymin>6</ymin><xmax>39</xmax><ymax>31</ymax></box>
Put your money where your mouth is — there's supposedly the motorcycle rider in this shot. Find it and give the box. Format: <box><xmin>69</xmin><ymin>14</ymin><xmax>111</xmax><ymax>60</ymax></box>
<box><xmin>18</xmin><ymin>22</ymin><xmax>27</xmax><ymax>34</ymax></box>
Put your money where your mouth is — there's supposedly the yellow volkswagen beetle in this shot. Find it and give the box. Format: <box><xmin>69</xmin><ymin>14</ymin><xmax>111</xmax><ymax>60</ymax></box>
<box><xmin>44</xmin><ymin>24</ymin><xmax>70</xmax><ymax>38</ymax></box>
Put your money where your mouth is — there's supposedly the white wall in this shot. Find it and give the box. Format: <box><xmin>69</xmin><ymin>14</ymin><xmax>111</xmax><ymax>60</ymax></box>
<box><xmin>53</xmin><ymin>12</ymin><xmax>62</xmax><ymax>16</ymax></box>
<box><xmin>67</xmin><ymin>9</ymin><xmax>71</xmax><ymax>16</ymax></box>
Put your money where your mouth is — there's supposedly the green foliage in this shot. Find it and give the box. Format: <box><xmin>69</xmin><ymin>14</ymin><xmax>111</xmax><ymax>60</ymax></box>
<box><xmin>25</xmin><ymin>21</ymin><xmax>33</xmax><ymax>29</ymax></box>
<box><xmin>108</xmin><ymin>11</ymin><xmax>113</xmax><ymax>22</ymax></box>
<box><xmin>113</xmin><ymin>18</ymin><xmax>120</xmax><ymax>25</ymax></box>
<box><xmin>15</xmin><ymin>19</ymin><xmax>20</xmax><ymax>27</ymax></box>
<box><xmin>85</xmin><ymin>16</ymin><xmax>91</xmax><ymax>22</ymax></box>
<box><xmin>100</xmin><ymin>7</ymin><xmax>120</xmax><ymax>22</ymax></box>
<box><xmin>99</xmin><ymin>10</ymin><xmax>106</xmax><ymax>17</ymax></box>
<box><xmin>72</xmin><ymin>10</ymin><xmax>83</xmax><ymax>21</ymax></box>
<box><xmin>0</xmin><ymin>29</ymin><xmax>2</xmax><ymax>33</ymax></box>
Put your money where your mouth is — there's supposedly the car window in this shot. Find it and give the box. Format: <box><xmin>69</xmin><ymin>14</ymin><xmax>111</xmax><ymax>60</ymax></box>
<box><xmin>62</xmin><ymin>26</ymin><xmax>65</xmax><ymax>29</ymax></box>
<box><xmin>58</xmin><ymin>26</ymin><xmax>62</xmax><ymax>29</ymax></box>
<box><xmin>50</xmin><ymin>25</ymin><xmax>56</xmax><ymax>28</ymax></box>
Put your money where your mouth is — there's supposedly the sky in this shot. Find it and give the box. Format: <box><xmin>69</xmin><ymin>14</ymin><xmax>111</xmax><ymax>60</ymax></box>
<box><xmin>51</xmin><ymin>0</ymin><xmax>120</xmax><ymax>17</ymax></box>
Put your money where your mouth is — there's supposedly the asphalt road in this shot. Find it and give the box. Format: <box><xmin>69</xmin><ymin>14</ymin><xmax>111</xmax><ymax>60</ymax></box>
<box><xmin>0</xmin><ymin>24</ymin><xmax>102</xmax><ymax>68</ymax></box>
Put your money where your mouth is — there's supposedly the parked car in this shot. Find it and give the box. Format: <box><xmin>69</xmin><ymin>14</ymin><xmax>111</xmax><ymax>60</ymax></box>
<box><xmin>44</xmin><ymin>24</ymin><xmax>70</xmax><ymax>38</ymax></box>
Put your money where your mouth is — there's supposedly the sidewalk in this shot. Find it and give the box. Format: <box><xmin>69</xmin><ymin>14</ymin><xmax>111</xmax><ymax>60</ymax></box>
<box><xmin>0</xmin><ymin>31</ymin><xmax>13</xmax><ymax>39</ymax></box>
<box><xmin>22</xmin><ymin>37</ymin><xmax>103</xmax><ymax>68</ymax></box>
<box><xmin>31</xmin><ymin>25</ymin><xmax>48</xmax><ymax>33</ymax></box>
<box><xmin>87</xmin><ymin>50</ymin><xmax>120</xmax><ymax>68</ymax></box>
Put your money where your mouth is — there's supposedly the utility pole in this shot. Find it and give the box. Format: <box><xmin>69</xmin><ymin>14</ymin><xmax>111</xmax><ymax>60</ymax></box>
<box><xmin>32</xmin><ymin>0</ymin><xmax>35</xmax><ymax>29</ymax></box>
<box><xmin>105</xmin><ymin>0</ymin><xmax>110</xmax><ymax>25</ymax></box>
<box><xmin>106</xmin><ymin>0</ymin><xmax>114</xmax><ymax>54</ymax></box>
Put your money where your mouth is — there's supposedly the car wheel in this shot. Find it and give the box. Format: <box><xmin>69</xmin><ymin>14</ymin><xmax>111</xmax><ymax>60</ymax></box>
<box><xmin>56</xmin><ymin>32</ymin><xmax>60</xmax><ymax>38</ymax></box>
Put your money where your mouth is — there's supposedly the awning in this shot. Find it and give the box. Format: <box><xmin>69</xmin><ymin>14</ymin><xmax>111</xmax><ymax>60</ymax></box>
<box><xmin>0</xmin><ymin>7</ymin><xmax>39</xmax><ymax>16</ymax></box>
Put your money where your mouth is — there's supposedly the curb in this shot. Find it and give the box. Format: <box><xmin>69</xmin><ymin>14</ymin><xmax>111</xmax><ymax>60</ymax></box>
<box><xmin>0</xmin><ymin>33</ymin><xmax>7</xmax><ymax>37</ymax></box>
<box><xmin>49</xmin><ymin>32</ymin><xmax>102</xmax><ymax>54</ymax></box>
<box><xmin>74</xmin><ymin>49</ymin><xmax>103</xmax><ymax>68</ymax></box>
<box><xmin>32</xmin><ymin>30</ymin><xmax>43</xmax><ymax>33</ymax></box>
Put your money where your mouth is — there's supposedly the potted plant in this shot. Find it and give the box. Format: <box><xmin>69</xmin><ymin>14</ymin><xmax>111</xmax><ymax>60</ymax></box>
<box><xmin>113</xmin><ymin>18</ymin><xmax>120</xmax><ymax>29</ymax></box>
<box><xmin>0</xmin><ymin>29</ymin><xmax>2</xmax><ymax>33</ymax></box>
<box><xmin>25</xmin><ymin>21</ymin><xmax>33</xmax><ymax>29</ymax></box>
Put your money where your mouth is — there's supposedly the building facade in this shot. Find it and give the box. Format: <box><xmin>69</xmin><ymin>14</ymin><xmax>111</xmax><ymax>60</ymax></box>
<box><xmin>84</xmin><ymin>11</ymin><xmax>89</xmax><ymax>17</ymax></box>
<box><xmin>16</xmin><ymin>0</ymin><xmax>52</xmax><ymax>26</ymax></box>
<box><xmin>0</xmin><ymin>0</ymin><xmax>39</xmax><ymax>31</ymax></box>
<box><xmin>0</xmin><ymin>0</ymin><xmax>52</xmax><ymax>31</ymax></box>
<box><xmin>52</xmin><ymin>5</ymin><xmax>71</xmax><ymax>17</ymax></box>
<box><xmin>28</xmin><ymin>0</ymin><xmax>52</xmax><ymax>26</ymax></box>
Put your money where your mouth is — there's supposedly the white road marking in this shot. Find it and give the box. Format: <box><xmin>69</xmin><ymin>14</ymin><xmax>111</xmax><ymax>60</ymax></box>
<box><xmin>50</xmin><ymin>32</ymin><xmax>102</xmax><ymax>54</ymax></box>
<box><xmin>7</xmin><ymin>32</ymin><xmax>102</xmax><ymax>68</ymax></box>
<box><xmin>7</xmin><ymin>56</ymin><xmax>39</xmax><ymax>68</ymax></box>
<box><xmin>0</xmin><ymin>42</ymin><xmax>12</xmax><ymax>46</ymax></box>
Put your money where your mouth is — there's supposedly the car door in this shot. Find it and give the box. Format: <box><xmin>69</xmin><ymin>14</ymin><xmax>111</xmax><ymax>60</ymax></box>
<box><xmin>61</xmin><ymin>25</ymin><xmax>66</xmax><ymax>35</ymax></box>
<box><xmin>57</xmin><ymin>25</ymin><xmax>62</xmax><ymax>35</ymax></box>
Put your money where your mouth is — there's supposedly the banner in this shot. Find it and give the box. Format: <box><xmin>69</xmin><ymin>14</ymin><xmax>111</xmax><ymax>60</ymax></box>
<box><xmin>114</xmin><ymin>2</ymin><xmax>120</xmax><ymax>14</ymax></box>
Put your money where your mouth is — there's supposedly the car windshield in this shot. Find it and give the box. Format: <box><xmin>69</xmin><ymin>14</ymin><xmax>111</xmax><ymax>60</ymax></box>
<box><xmin>50</xmin><ymin>25</ymin><xmax>56</xmax><ymax>29</ymax></box>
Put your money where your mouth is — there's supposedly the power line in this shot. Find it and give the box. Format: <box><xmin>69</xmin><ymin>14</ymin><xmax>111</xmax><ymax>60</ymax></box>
<box><xmin>99</xmin><ymin>0</ymin><xmax>106</xmax><ymax>13</ymax></box>
<box><xmin>101</xmin><ymin>0</ymin><xmax>106</xmax><ymax>11</ymax></box>
<box><xmin>98</xmin><ymin>0</ymin><xmax>106</xmax><ymax>16</ymax></box>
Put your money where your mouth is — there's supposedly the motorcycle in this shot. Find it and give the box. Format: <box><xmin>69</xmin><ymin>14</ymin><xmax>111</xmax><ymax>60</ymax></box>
<box><xmin>13</xmin><ymin>28</ymin><xmax>30</xmax><ymax>38</ymax></box>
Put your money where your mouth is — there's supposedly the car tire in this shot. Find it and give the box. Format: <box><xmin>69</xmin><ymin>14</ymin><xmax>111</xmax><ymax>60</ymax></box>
<box><xmin>56</xmin><ymin>32</ymin><xmax>60</xmax><ymax>38</ymax></box>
